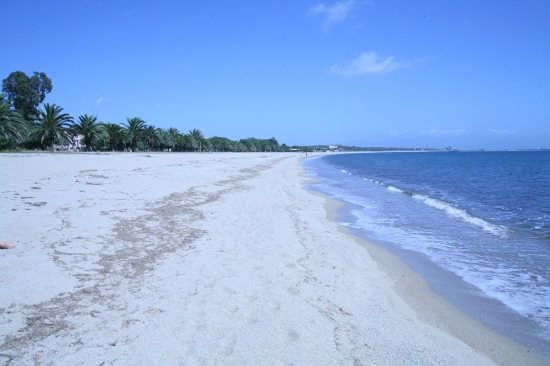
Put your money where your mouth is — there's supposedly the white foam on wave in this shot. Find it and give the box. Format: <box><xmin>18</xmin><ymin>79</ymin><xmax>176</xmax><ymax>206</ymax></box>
<box><xmin>387</xmin><ymin>185</ymin><xmax>403</xmax><ymax>194</ymax></box>
<box><xmin>412</xmin><ymin>194</ymin><xmax>507</xmax><ymax>237</ymax></box>
<box><xmin>363</xmin><ymin>177</ymin><xmax>384</xmax><ymax>186</ymax></box>
<box><xmin>346</xmin><ymin>203</ymin><xmax>550</xmax><ymax>339</ymax></box>
<box><xmin>359</xmin><ymin>176</ymin><xmax>507</xmax><ymax>238</ymax></box>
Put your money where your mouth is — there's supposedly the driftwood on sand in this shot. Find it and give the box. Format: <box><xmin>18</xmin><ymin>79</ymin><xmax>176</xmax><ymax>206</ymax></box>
<box><xmin>0</xmin><ymin>242</ymin><xmax>15</xmax><ymax>249</ymax></box>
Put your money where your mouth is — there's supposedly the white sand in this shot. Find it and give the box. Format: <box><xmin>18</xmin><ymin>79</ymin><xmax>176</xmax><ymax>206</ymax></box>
<box><xmin>0</xmin><ymin>153</ymin><xmax>545</xmax><ymax>365</ymax></box>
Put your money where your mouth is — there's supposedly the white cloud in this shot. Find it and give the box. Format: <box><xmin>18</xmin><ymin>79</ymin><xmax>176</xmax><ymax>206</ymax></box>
<box><xmin>330</xmin><ymin>52</ymin><xmax>408</xmax><ymax>76</ymax></box>
<box><xmin>96</xmin><ymin>96</ymin><xmax>104</xmax><ymax>106</ymax></box>
<box><xmin>309</xmin><ymin>1</ymin><xmax>356</xmax><ymax>28</ymax></box>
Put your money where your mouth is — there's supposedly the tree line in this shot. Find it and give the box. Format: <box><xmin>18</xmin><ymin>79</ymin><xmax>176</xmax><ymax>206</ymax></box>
<box><xmin>0</xmin><ymin>71</ymin><xmax>289</xmax><ymax>152</ymax></box>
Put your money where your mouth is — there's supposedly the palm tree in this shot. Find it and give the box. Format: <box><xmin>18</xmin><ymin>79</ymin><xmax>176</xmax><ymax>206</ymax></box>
<box><xmin>188</xmin><ymin>129</ymin><xmax>204</xmax><ymax>152</ymax></box>
<box><xmin>166</xmin><ymin>127</ymin><xmax>180</xmax><ymax>151</ymax></box>
<box><xmin>0</xmin><ymin>99</ymin><xmax>26</xmax><ymax>146</ymax></box>
<box><xmin>155</xmin><ymin>128</ymin><xmax>174</xmax><ymax>151</ymax></box>
<box><xmin>123</xmin><ymin>117</ymin><xmax>147</xmax><ymax>151</ymax></box>
<box><xmin>71</xmin><ymin>114</ymin><xmax>100</xmax><ymax>151</ymax></box>
<box><xmin>154</xmin><ymin>128</ymin><xmax>168</xmax><ymax>151</ymax></box>
<box><xmin>34</xmin><ymin>103</ymin><xmax>73</xmax><ymax>150</ymax></box>
<box><xmin>143</xmin><ymin>125</ymin><xmax>159</xmax><ymax>151</ymax></box>
<box><xmin>101</xmin><ymin>123</ymin><xmax>124</xmax><ymax>151</ymax></box>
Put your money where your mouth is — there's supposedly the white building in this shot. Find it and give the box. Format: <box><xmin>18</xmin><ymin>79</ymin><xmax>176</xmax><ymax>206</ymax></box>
<box><xmin>54</xmin><ymin>134</ymin><xmax>85</xmax><ymax>151</ymax></box>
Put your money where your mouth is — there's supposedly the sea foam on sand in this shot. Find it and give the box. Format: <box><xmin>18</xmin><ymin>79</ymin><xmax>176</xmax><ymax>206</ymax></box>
<box><xmin>0</xmin><ymin>153</ymin><xmax>545</xmax><ymax>365</ymax></box>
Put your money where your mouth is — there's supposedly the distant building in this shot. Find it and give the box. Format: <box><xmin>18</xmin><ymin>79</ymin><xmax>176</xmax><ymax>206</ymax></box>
<box><xmin>328</xmin><ymin>145</ymin><xmax>340</xmax><ymax>151</ymax></box>
<box><xmin>54</xmin><ymin>134</ymin><xmax>85</xmax><ymax>151</ymax></box>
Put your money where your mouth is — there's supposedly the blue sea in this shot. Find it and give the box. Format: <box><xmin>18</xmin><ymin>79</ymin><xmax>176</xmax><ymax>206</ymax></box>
<box><xmin>305</xmin><ymin>151</ymin><xmax>550</xmax><ymax>356</ymax></box>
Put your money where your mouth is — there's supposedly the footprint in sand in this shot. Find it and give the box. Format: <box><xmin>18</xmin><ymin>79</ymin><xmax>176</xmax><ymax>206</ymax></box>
<box><xmin>287</xmin><ymin>287</ymin><xmax>299</xmax><ymax>295</ymax></box>
<box><xmin>287</xmin><ymin>328</ymin><xmax>300</xmax><ymax>342</ymax></box>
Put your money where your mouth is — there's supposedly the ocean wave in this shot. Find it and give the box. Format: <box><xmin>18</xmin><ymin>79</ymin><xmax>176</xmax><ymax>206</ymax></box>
<box><xmin>346</xmin><ymin>203</ymin><xmax>549</xmax><ymax>341</ymax></box>
<box><xmin>387</xmin><ymin>185</ymin><xmax>404</xmax><ymax>194</ymax></box>
<box><xmin>361</xmin><ymin>177</ymin><xmax>508</xmax><ymax>238</ymax></box>
<box><xmin>363</xmin><ymin>177</ymin><xmax>384</xmax><ymax>186</ymax></box>
<box><xmin>411</xmin><ymin>194</ymin><xmax>507</xmax><ymax>237</ymax></box>
<box><xmin>335</xmin><ymin>164</ymin><xmax>508</xmax><ymax>238</ymax></box>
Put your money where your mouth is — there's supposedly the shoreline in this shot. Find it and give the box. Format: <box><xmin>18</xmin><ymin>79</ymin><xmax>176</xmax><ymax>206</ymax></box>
<box><xmin>305</xmin><ymin>168</ymin><xmax>548</xmax><ymax>366</ymax></box>
<box><xmin>1</xmin><ymin>152</ymin><xmax>547</xmax><ymax>365</ymax></box>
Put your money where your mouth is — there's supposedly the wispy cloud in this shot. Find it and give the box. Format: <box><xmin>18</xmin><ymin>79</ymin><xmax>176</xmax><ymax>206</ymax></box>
<box><xmin>330</xmin><ymin>52</ymin><xmax>409</xmax><ymax>76</ymax></box>
<box><xmin>309</xmin><ymin>1</ymin><xmax>356</xmax><ymax>29</ymax></box>
<box><xmin>96</xmin><ymin>96</ymin><xmax>104</xmax><ymax>106</ymax></box>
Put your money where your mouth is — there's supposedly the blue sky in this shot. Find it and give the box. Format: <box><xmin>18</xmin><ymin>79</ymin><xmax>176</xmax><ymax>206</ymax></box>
<box><xmin>2</xmin><ymin>0</ymin><xmax>549</xmax><ymax>148</ymax></box>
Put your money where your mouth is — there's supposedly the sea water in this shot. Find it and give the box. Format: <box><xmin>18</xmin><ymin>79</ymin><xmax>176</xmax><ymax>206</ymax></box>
<box><xmin>305</xmin><ymin>151</ymin><xmax>550</xmax><ymax>357</ymax></box>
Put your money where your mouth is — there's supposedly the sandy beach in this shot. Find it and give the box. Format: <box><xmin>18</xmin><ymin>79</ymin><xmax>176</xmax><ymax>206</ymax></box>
<box><xmin>0</xmin><ymin>152</ymin><xmax>545</xmax><ymax>365</ymax></box>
